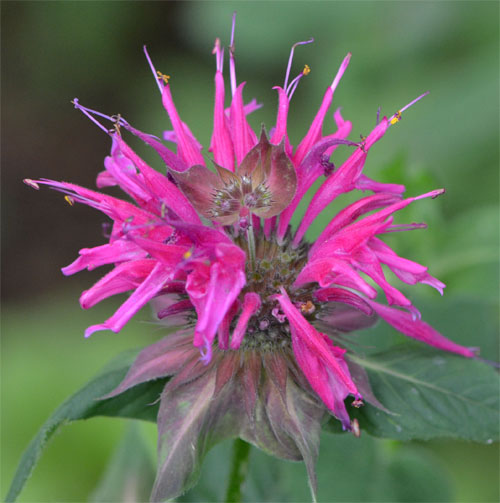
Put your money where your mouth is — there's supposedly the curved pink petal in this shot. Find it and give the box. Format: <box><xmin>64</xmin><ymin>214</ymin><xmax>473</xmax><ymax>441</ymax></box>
<box><xmin>275</xmin><ymin>288</ymin><xmax>358</xmax><ymax>395</ymax></box>
<box><xmin>161</xmin><ymin>83</ymin><xmax>205</xmax><ymax>167</ymax></box>
<box><xmin>230</xmin><ymin>293</ymin><xmax>261</xmax><ymax>349</ymax></box>
<box><xmin>367</xmin><ymin>300</ymin><xmax>476</xmax><ymax>358</ymax></box>
<box><xmin>210</xmin><ymin>71</ymin><xmax>235</xmax><ymax>171</ymax></box>
<box><xmin>293</xmin><ymin>118</ymin><xmax>389</xmax><ymax>246</ymax></box>
<box><xmin>85</xmin><ymin>262</ymin><xmax>173</xmax><ymax>337</ymax></box>
<box><xmin>62</xmin><ymin>240</ymin><xmax>146</xmax><ymax>276</ymax></box>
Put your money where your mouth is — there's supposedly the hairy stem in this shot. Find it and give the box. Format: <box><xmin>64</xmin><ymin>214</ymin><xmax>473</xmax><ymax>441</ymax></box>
<box><xmin>224</xmin><ymin>438</ymin><xmax>251</xmax><ymax>503</ymax></box>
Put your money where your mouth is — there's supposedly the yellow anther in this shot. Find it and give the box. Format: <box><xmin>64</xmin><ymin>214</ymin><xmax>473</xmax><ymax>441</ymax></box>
<box><xmin>302</xmin><ymin>64</ymin><xmax>311</xmax><ymax>76</ymax></box>
<box><xmin>390</xmin><ymin>110</ymin><xmax>402</xmax><ymax>125</ymax></box>
<box><xmin>183</xmin><ymin>249</ymin><xmax>192</xmax><ymax>259</ymax></box>
<box><xmin>157</xmin><ymin>71</ymin><xmax>170</xmax><ymax>84</ymax></box>
<box><xmin>300</xmin><ymin>300</ymin><xmax>315</xmax><ymax>315</ymax></box>
<box><xmin>161</xmin><ymin>202</ymin><xmax>167</xmax><ymax>219</ymax></box>
<box><xmin>64</xmin><ymin>195</ymin><xmax>75</xmax><ymax>206</ymax></box>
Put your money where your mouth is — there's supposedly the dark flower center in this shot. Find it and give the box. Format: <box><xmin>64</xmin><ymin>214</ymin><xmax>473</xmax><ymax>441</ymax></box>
<box><xmin>232</xmin><ymin>230</ymin><xmax>316</xmax><ymax>351</ymax></box>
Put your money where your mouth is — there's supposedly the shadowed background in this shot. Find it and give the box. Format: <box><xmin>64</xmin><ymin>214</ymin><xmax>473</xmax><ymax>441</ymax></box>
<box><xmin>2</xmin><ymin>1</ymin><xmax>499</xmax><ymax>502</ymax></box>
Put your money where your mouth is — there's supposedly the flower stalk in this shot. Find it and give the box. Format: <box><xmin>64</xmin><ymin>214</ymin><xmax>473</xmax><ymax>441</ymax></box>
<box><xmin>225</xmin><ymin>438</ymin><xmax>252</xmax><ymax>503</ymax></box>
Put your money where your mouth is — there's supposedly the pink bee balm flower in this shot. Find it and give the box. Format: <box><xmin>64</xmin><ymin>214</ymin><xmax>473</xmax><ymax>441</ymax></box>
<box><xmin>25</xmin><ymin>14</ymin><xmax>477</xmax><ymax>501</ymax></box>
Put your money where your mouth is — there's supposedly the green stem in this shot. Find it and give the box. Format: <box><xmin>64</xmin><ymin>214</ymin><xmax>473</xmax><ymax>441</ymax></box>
<box><xmin>246</xmin><ymin>220</ymin><xmax>256</xmax><ymax>271</ymax></box>
<box><xmin>224</xmin><ymin>438</ymin><xmax>251</xmax><ymax>503</ymax></box>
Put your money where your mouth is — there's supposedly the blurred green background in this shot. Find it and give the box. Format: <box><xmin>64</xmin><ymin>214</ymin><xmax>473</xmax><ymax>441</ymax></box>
<box><xmin>2</xmin><ymin>1</ymin><xmax>498</xmax><ymax>502</ymax></box>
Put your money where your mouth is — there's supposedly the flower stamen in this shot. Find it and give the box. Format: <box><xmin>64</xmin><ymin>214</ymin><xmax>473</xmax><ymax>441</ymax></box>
<box><xmin>389</xmin><ymin>91</ymin><xmax>429</xmax><ymax>126</ymax></box>
<box><xmin>283</xmin><ymin>37</ymin><xmax>314</xmax><ymax>90</ymax></box>
<box><xmin>143</xmin><ymin>45</ymin><xmax>163</xmax><ymax>95</ymax></box>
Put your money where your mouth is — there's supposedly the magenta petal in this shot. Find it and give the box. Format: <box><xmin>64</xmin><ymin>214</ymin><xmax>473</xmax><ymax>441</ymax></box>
<box><xmin>84</xmin><ymin>262</ymin><xmax>173</xmax><ymax>337</ymax></box>
<box><xmin>122</xmin><ymin>122</ymin><xmax>188</xmax><ymax>173</ymax></box>
<box><xmin>275</xmin><ymin>288</ymin><xmax>358</xmax><ymax>394</ymax></box>
<box><xmin>188</xmin><ymin>244</ymin><xmax>246</xmax><ymax>359</ymax></box>
<box><xmin>314</xmin><ymin>287</ymin><xmax>373</xmax><ymax>316</ymax></box>
<box><xmin>367</xmin><ymin>300</ymin><xmax>476</xmax><ymax>358</ymax></box>
<box><xmin>62</xmin><ymin>240</ymin><xmax>146</xmax><ymax>276</ymax></box>
<box><xmin>292</xmin><ymin>333</ymin><xmax>352</xmax><ymax>429</ymax></box>
<box><xmin>161</xmin><ymin>84</ymin><xmax>205</xmax><ymax>167</ymax></box>
<box><xmin>295</xmin><ymin>257</ymin><xmax>377</xmax><ymax>298</ymax></box>
<box><xmin>115</xmin><ymin>137</ymin><xmax>201</xmax><ymax>224</ymax></box>
<box><xmin>311</xmin><ymin>193</ymin><xmax>401</xmax><ymax>257</ymax></box>
<box><xmin>293</xmin><ymin>119</ymin><xmax>389</xmax><ymax>246</ymax></box>
<box><xmin>270</xmin><ymin>86</ymin><xmax>291</xmax><ymax>147</ymax></box>
<box><xmin>355</xmin><ymin>174</ymin><xmax>405</xmax><ymax>194</ymax></box>
<box><xmin>230</xmin><ymin>82</ymin><xmax>258</xmax><ymax>165</ymax></box>
<box><xmin>229</xmin><ymin>293</ymin><xmax>261</xmax><ymax>349</ymax></box>
<box><xmin>80</xmin><ymin>259</ymin><xmax>156</xmax><ymax>309</ymax></box>
<box><xmin>210</xmin><ymin>71</ymin><xmax>235</xmax><ymax>171</ymax></box>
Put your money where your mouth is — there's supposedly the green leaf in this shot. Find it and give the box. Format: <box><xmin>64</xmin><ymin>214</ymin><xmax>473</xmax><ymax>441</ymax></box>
<box><xmin>181</xmin><ymin>433</ymin><xmax>455</xmax><ymax>502</ymax></box>
<box><xmin>325</xmin><ymin>346</ymin><xmax>499</xmax><ymax>442</ymax></box>
<box><xmin>6</xmin><ymin>349</ymin><xmax>166</xmax><ymax>503</ymax></box>
<box><xmin>90</xmin><ymin>422</ymin><xmax>155</xmax><ymax>503</ymax></box>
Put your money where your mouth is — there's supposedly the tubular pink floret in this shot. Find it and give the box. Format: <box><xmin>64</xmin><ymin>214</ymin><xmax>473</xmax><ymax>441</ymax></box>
<box><xmin>143</xmin><ymin>46</ymin><xmax>163</xmax><ymax>95</ymax></box>
<box><xmin>270</xmin><ymin>87</ymin><xmax>290</xmax><ymax>145</ymax></box>
<box><xmin>311</xmin><ymin>193</ymin><xmax>402</xmax><ymax>256</ymax></box>
<box><xmin>161</xmin><ymin>84</ymin><xmax>205</xmax><ymax>167</ymax></box>
<box><xmin>283</xmin><ymin>38</ymin><xmax>314</xmax><ymax>90</ymax></box>
<box><xmin>293</xmin><ymin>53</ymin><xmax>351</xmax><ymax>166</ymax></box>
<box><xmin>230</xmin><ymin>293</ymin><xmax>261</xmax><ymax>349</ymax></box>
<box><xmin>210</xmin><ymin>71</ymin><xmax>235</xmax><ymax>171</ymax></box>
<box><xmin>292</xmin><ymin>118</ymin><xmax>389</xmax><ymax>247</ymax></box>
<box><xmin>84</xmin><ymin>262</ymin><xmax>173</xmax><ymax>337</ymax></box>
<box><xmin>275</xmin><ymin>288</ymin><xmax>358</xmax><ymax>394</ymax></box>
<box><xmin>330</xmin><ymin>52</ymin><xmax>351</xmax><ymax>92</ymax></box>
<box><xmin>366</xmin><ymin>300</ymin><xmax>476</xmax><ymax>358</ymax></box>
<box><xmin>230</xmin><ymin>82</ymin><xmax>258</xmax><ymax>164</ymax></box>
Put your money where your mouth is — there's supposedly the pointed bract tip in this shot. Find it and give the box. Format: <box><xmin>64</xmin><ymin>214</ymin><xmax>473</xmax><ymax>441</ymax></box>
<box><xmin>330</xmin><ymin>52</ymin><xmax>352</xmax><ymax>92</ymax></box>
<box><xmin>23</xmin><ymin>178</ymin><xmax>40</xmax><ymax>190</ymax></box>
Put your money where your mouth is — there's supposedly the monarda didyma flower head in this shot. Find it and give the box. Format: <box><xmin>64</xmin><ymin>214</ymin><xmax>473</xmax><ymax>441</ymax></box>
<box><xmin>25</xmin><ymin>14</ymin><xmax>477</xmax><ymax>501</ymax></box>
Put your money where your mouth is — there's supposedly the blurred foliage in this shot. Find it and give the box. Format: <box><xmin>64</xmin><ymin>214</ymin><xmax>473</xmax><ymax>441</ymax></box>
<box><xmin>2</xmin><ymin>1</ymin><xmax>498</xmax><ymax>502</ymax></box>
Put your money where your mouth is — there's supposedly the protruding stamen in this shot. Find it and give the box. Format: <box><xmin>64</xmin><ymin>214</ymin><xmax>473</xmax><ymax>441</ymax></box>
<box><xmin>23</xmin><ymin>178</ymin><xmax>40</xmax><ymax>190</ymax></box>
<box><xmin>229</xmin><ymin>11</ymin><xmax>237</xmax><ymax>96</ymax></box>
<box><xmin>72</xmin><ymin>98</ymin><xmax>110</xmax><ymax>134</ymax></box>
<box><xmin>389</xmin><ymin>91</ymin><xmax>429</xmax><ymax>126</ymax></box>
<box><xmin>286</xmin><ymin>64</ymin><xmax>311</xmax><ymax>100</ymax></box>
<box><xmin>390</xmin><ymin>110</ymin><xmax>402</xmax><ymax>125</ymax></box>
<box><xmin>330</xmin><ymin>52</ymin><xmax>351</xmax><ymax>92</ymax></box>
<box><xmin>376</xmin><ymin>106</ymin><xmax>381</xmax><ymax>125</ymax></box>
<box><xmin>143</xmin><ymin>45</ymin><xmax>163</xmax><ymax>95</ymax></box>
<box><xmin>283</xmin><ymin>38</ymin><xmax>314</xmax><ymax>90</ymax></box>
<box><xmin>64</xmin><ymin>195</ymin><xmax>75</xmax><ymax>206</ymax></box>
<box><xmin>157</xmin><ymin>71</ymin><xmax>170</xmax><ymax>85</ymax></box>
